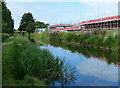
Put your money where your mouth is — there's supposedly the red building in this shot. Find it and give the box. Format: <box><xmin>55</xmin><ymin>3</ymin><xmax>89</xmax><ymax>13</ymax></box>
<box><xmin>48</xmin><ymin>24</ymin><xmax>73</xmax><ymax>30</ymax></box>
<box><xmin>48</xmin><ymin>24</ymin><xmax>79</xmax><ymax>32</ymax></box>
<box><xmin>79</xmin><ymin>16</ymin><xmax>120</xmax><ymax>30</ymax></box>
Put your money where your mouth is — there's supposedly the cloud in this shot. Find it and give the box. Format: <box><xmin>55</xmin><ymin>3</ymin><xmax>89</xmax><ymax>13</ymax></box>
<box><xmin>77</xmin><ymin>58</ymin><xmax>118</xmax><ymax>82</ymax></box>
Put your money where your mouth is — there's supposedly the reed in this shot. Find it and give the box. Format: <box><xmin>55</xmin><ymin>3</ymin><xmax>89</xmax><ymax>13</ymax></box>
<box><xmin>5</xmin><ymin>36</ymin><xmax>75</xmax><ymax>85</ymax></box>
<box><xmin>36</xmin><ymin>31</ymin><xmax>118</xmax><ymax>49</ymax></box>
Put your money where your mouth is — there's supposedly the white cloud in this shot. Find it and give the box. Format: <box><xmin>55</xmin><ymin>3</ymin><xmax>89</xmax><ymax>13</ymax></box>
<box><xmin>77</xmin><ymin>58</ymin><xmax>118</xmax><ymax>82</ymax></box>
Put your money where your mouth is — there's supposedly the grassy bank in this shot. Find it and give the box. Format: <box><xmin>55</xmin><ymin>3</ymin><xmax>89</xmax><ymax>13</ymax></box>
<box><xmin>34</xmin><ymin>30</ymin><xmax>119</xmax><ymax>50</ymax></box>
<box><xmin>33</xmin><ymin>30</ymin><xmax>119</xmax><ymax>64</ymax></box>
<box><xmin>3</xmin><ymin>35</ymin><xmax>75</xmax><ymax>86</ymax></box>
<box><xmin>3</xmin><ymin>36</ymin><xmax>47</xmax><ymax>86</ymax></box>
<box><xmin>1</xmin><ymin>33</ymin><xmax>10</xmax><ymax>42</ymax></box>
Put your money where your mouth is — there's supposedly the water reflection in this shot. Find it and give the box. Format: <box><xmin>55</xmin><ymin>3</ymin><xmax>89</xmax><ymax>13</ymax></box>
<box><xmin>40</xmin><ymin>45</ymin><xmax>119</xmax><ymax>86</ymax></box>
<box><xmin>77</xmin><ymin>59</ymin><xmax>118</xmax><ymax>82</ymax></box>
<box><xmin>49</xmin><ymin>41</ymin><xmax>119</xmax><ymax>65</ymax></box>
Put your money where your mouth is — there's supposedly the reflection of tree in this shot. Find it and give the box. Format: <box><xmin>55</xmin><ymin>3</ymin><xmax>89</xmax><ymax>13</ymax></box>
<box><xmin>60</xmin><ymin>66</ymin><xmax>76</xmax><ymax>86</ymax></box>
<box><xmin>49</xmin><ymin>64</ymin><xmax>76</xmax><ymax>86</ymax></box>
<box><xmin>49</xmin><ymin>41</ymin><xmax>119</xmax><ymax>65</ymax></box>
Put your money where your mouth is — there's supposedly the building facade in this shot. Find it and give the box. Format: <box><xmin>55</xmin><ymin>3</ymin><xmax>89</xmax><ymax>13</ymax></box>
<box><xmin>79</xmin><ymin>16</ymin><xmax>120</xmax><ymax>30</ymax></box>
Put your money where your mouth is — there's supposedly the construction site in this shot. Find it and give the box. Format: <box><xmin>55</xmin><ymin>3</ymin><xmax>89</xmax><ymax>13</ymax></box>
<box><xmin>48</xmin><ymin>15</ymin><xmax>120</xmax><ymax>32</ymax></box>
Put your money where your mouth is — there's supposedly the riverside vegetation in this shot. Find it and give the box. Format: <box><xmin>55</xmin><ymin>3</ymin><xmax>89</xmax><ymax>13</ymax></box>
<box><xmin>34</xmin><ymin>30</ymin><xmax>119</xmax><ymax>50</ymax></box>
<box><xmin>2</xmin><ymin>34</ymin><xmax>75</xmax><ymax>86</ymax></box>
<box><xmin>33</xmin><ymin>30</ymin><xmax>119</xmax><ymax>64</ymax></box>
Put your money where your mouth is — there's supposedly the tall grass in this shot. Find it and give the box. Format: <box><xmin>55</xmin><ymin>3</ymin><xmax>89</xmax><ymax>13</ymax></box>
<box><xmin>33</xmin><ymin>31</ymin><xmax>49</xmax><ymax>44</ymax></box>
<box><xmin>3</xmin><ymin>35</ymin><xmax>75</xmax><ymax>86</ymax></box>
<box><xmin>36</xmin><ymin>31</ymin><xmax>118</xmax><ymax>49</ymax></box>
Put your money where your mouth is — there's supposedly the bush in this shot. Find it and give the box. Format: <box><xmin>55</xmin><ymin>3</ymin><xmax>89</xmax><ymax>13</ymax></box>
<box><xmin>11</xmin><ymin>37</ymin><xmax>75</xmax><ymax>84</ymax></box>
<box><xmin>2</xmin><ymin>33</ymin><xmax>9</xmax><ymax>41</ymax></box>
<box><xmin>24</xmin><ymin>76</ymin><xmax>47</xmax><ymax>86</ymax></box>
<box><xmin>79</xmin><ymin>34</ymin><xmax>91</xmax><ymax>44</ymax></box>
<box><xmin>34</xmin><ymin>31</ymin><xmax>118</xmax><ymax>49</ymax></box>
<box><xmin>85</xmin><ymin>36</ymin><xmax>97</xmax><ymax>45</ymax></box>
<box><xmin>104</xmin><ymin>35</ymin><xmax>116</xmax><ymax>48</ymax></box>
<box><xmin>92</xmin><ymin>30</ymin><xmax>106</xmax><ymax>36</ymax></box>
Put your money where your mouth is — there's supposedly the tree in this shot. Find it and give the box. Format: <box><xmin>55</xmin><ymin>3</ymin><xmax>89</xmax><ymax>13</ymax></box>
<box><xmin>2</xmin><ymin>1</ymin><xmax>14</xmax><ymax>33</ymax></box>
<box><xmin>34</xmin><ymin>21</ymin><xmax>49</xmax><ymax>29</ymax></box>
<box><xmin>26</xmin><ymin>21</ymin><xmax>35</xmax><ymax>39</ymax></box>
<box><xmin>18</xmin><ymin>12</ymin><xmax>35</xmax><ymax>39</ymax></box>
<box><xmin>45</xmin><ymin>23</ymin><xmax>49</xmax><ymax>28</ymax></box>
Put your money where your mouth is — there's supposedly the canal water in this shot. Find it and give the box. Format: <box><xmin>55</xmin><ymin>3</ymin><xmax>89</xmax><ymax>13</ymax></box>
<box><xmin>40</xmin><ymin>45</ymin><xmax>119</xmax><ymax>86</ymax></box>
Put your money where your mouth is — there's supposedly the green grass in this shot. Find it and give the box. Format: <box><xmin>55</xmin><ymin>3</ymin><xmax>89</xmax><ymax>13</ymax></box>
<box><xmin>1</xmin><ymin>33</ymin><xmax>10</xmax><ymax>41</ymax></box>
<box><xmin>2</xmin><ymin>36</ymin><xmax>47</xmax><ymax>86</ymax></box>
<box><xmin>33</xmin><ymin>30</ymin><xmax>119</xmax><ymax>64</ymax></box>
<box><xmin>35</xmin><ymin>30</ymin><xmax>118</xmax><ymax>50</ymax></box>
<box><xmin>2</xmin><ymin>35</ymin><xmax>75</xmax><ymax>86</ymax></box>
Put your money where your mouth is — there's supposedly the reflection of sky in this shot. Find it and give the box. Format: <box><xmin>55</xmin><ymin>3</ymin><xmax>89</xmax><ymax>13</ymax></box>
<box><xmin>77</xmin><ymin>58</ymin><xmax>118</xmax><ymax>82</ymax></box>
<box><xmin>40</xmin><ymin>45</ymin><xmax>119</xmax><ymax>86</ymax></box>
<box><xmin>40</xmin><ymin>45</ymin><xmax>88</xmax><ymax>67</ymax></box>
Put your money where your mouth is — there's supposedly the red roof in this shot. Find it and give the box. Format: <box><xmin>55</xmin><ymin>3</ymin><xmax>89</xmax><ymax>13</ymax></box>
<box><xmin>52</xmin><ymin>27</ymin><xmax>79</xmax><ymax>31</ymax></box>
<box><xmin>49</xmin><ymin>24</ymin><xmax>73</xmax><ymax>27</ymax></box>
<box><xmin>80</xmin><ymin>16</ymin><xmax>120</xmax><ymax>25</ymax></box>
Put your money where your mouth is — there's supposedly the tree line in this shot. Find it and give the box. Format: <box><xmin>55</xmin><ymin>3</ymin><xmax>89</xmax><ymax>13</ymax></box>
<box><xmin>18</xmin><ymin>12</ymin><xmax>49</xmax><ymax>38</ymax></box>
<box><xmin>2</xmin><ymin>1</ymin><xmax>14</xmax><ymax>33</ymax></box>
<box><xmin>2</xmin><ymin>1</ymin><xmax>49</xmax><ymax>38</ymax></box>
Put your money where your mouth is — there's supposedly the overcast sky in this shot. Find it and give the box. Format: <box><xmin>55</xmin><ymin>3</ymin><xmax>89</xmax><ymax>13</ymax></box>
<box><xmin>5</xmin><ymin>0</ymin><xmax>119</xmax><ymax>29</ymax></box>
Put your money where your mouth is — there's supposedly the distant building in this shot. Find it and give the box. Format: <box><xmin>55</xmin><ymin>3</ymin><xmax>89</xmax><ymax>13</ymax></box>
<box><xmin>48</xmin><ymin>24</ymin><xmax>74</xmax><ymax>30</ymax></box>
<box><xmin>79</xmin><ymin>16</ymin><xmax>120</xmax><ymax>30</ymax></box>
<box><xmin>48</xmin><ymin>24</ymin><xmax>80</xmax><ymax>32</ymax></box>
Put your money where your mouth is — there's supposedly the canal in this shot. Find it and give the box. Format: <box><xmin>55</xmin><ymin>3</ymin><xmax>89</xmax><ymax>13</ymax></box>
<box><xmin>40</xmin><ymin>44</ymin><xmax>119</xmax><ymax>86</ymax></box>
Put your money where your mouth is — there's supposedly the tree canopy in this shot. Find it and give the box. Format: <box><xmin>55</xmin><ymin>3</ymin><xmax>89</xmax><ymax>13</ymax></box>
<box><xmin>18</xmin><ymin>12</ymin><xmax>35</xmax><ymax>33</ymax></box>
<box><xmin>18</xmin><ymin>12</ymin><xmax>35</xmax><ymax>38</ymax></box>
<box><xmin>2</xmin><ymin>1</ymin><xmax>14</xmax><ymax>33</ymax></box>
<box><xmin>34</xmin><ymin>21</ymin><xmax>49</xmax><ymax>29</ymax></box>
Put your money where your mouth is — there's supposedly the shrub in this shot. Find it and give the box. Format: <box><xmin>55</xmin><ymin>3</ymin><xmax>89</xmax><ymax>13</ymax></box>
<box><xmin>12</xmin><ymin>37</ymin><xmax>75</xmax><ymax>84</ymax></box>
<box><xmin>92</xmin><ymin>30</ymin><xmax>106</xmax><ymax>36</ymax></box>
<box><xmin>85</xmin><ymin>36</ymin><xmax>97</xmax><ymax>45</ymax></box>
<box><xmin>79</xmin><ymin>34</ymin><xmax>91</xmax><ymax>44</ymax></box>
<box><xmin>104</xmin><ymin>35</ymin><xmax>116</xmax><ymax>48</ymax></box>
<box><xmin>2</xmin><ymin>33</ymin><xmax>9</xmax><ymax>41</ymax></box>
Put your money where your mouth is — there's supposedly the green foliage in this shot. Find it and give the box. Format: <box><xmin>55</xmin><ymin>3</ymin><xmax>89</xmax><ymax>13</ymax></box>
<box><xmin>62</xmin><ymin>33</ymin><xmax>78</xmax><ymax>42</ymax></box>
<box><xmin>35</xmin><ymin>31</ymin><xmax>118</xmax><ymax>49</ymax></box>
<box><xmin>23</xmin><ymin>76</ymin><xmax>47</xmax><ymax>86</ymax></box>
<box><xmin>48</xmin><ymin>32</ymin><xmax>63</xmax><ymax>43</ymax></box>
<box><xmin>3</xmin><ymin>36</ymin><xmax>75</xmax><ymax>86</ymax></box>
<box><xmin>2</xmin><ymin>1</ymin><xmax>14</xmax><ymax>33</ymax></box>
<box><xmin>104</xmin><ymin>35</ymin><xmax>117</xmax><ymax>48</ymax></box>
<box><xmin>92</xmin><ymin>30</ymin><xmax>106</xmax><ymax>36</ymax></box>
<box><xmin>2</xmin><ymin>33</ymin><xmax>9</xmax><ymax>41</ymax></box>
<box><xmin>2</xmin><ymin>36</ymin><xmax>47</xmax><ymax>86</ymax></box>
<box><xmin>14</xmin><ymin>42</ymin><xmax>63</xmax><ymax>80</ymax></box>
<box><xmin>35</xmin><ymin>21</ymin><xmax>48</xmax><ymax>29</ymax></box>
<box><xmin>85</xmin><ymin>36</ymin><xmax>102</xmax><ymax>47</ymax></box>
<box><xmin>18</xmin><ymin>12</ymin><xmax>35</xmax><ymax>38</ymax></box>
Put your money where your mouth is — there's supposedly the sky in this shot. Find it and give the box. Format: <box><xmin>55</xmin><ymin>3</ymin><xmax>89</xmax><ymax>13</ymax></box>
<box><xmin>5</xmin><ymin>0</ymin><xmax>119</xmax><ymax>29</ymax></box>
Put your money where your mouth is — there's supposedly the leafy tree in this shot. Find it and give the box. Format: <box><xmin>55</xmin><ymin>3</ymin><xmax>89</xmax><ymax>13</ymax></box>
<box><xmin>18</xmin><ymin>12</ymin><xmax>35</xmax><ymax>39</ymax></box>
<box><xmin>45</xmin><ymin>23</ymin><xmax>49</xmax><ymax>28</ymax></box>
<box><xmin>34</xmin><ymin>21</ymin><xmax>45</xmax><ymax>29</ymax></box>
<box><xmin>34</xmin><ymin>21</ymin><xmax>49</xmax><ymax>29</ymax></box>
<box><xmin>2</xmin><ymin>1</ymin><xmax>14</xmax><ymax>33</ymax></box>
